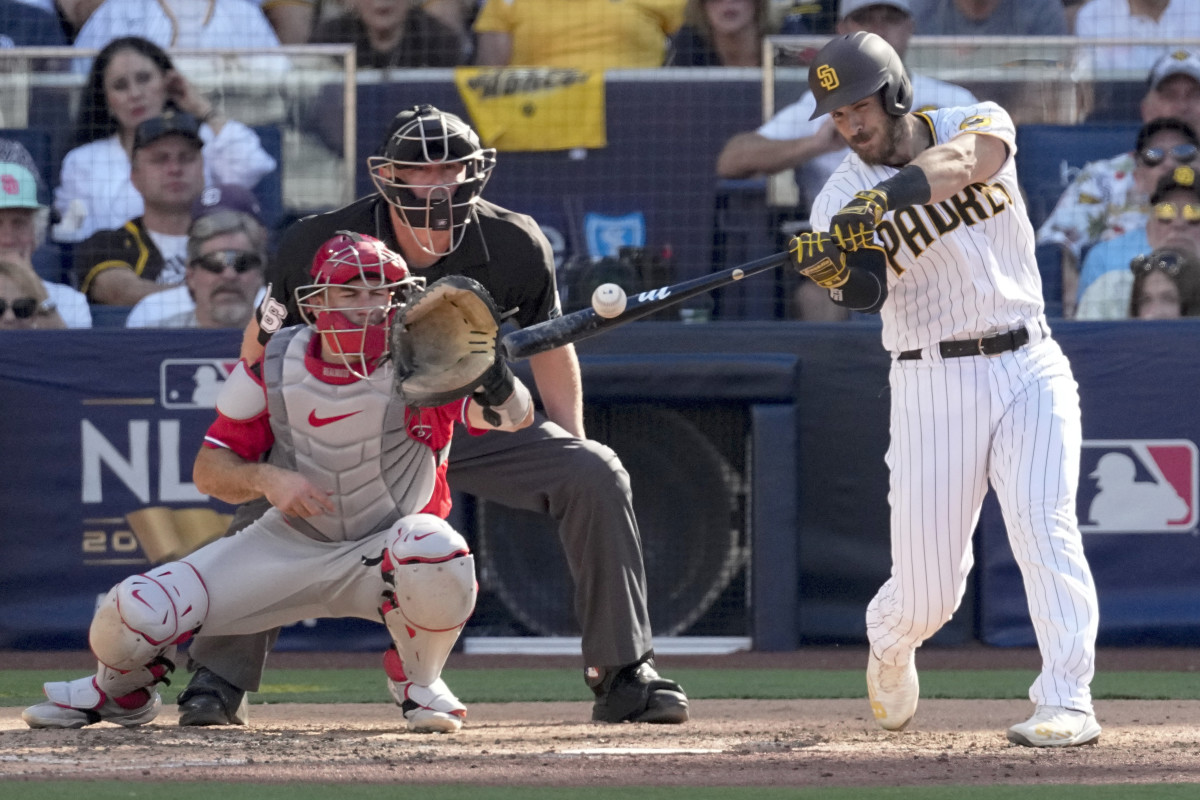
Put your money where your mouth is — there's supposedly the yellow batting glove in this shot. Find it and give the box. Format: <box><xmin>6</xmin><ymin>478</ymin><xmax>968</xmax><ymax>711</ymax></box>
<box><xmin>830</xmin><ymin>189</ymin><xmax>888</xmax><ymax>252</ymax></box>
<box><xmin>788</xmin><ymin>231</ymin><xmax>849</xmax><ymax>289</ymax></box>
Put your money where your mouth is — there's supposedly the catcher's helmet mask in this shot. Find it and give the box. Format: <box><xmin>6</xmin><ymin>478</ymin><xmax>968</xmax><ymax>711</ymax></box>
<box><xmin>295</xmin><ymin>231</ymin><xmax>425</xmax><ymax>379</ymax></box>
<box><xmin>368</xmin><ymin>104</ymin><xmax>497</xmax><ymax>257</ymax></box>
<box><xmin>808</xmin><ymin>31</ymin><xmax>913</xmax><ymax>121</ymax></box>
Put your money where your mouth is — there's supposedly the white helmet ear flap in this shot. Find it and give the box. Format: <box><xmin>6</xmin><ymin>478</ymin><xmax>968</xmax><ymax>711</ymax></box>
<box><xmin>379</xmin><ymin>514</ymin><xmax>477</xmax><ymax>686</ymax></box>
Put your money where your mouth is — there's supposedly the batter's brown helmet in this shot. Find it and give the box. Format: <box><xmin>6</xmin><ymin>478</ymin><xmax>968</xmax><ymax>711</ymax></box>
<box><xmin>808</xmin><ymin>31</ymin><xmax>913</xmax><ymax>120</ymax></box>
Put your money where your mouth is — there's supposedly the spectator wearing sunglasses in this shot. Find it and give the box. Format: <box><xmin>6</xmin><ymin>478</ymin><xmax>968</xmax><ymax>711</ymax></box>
<box><xmin>125</xmin><ymin>185</ymin><xmax>268</xmax><ymax>329</ymax></box>
<box><xmin>0</xmin><ymin>260</ymin><xmax>66</xmax><ymax>330</ymax></box>
<box><xmin>1128</xmin><ymin>248</ymin><xmax>1200</xmax><ymax>319</ymax></box>
<box><xmin>0</xmin><ymin>141</ymin><xmax>91</xmax><ymax>328</ymax></box>
<box><xmin>1038</xmin><ymin>49</ymin><xmax>1200</xmax><ymax>315</ymax></box>
<box><xmin>1077</xmin><ymin>166</ymin><xmax>1200</xmax><ymax>319</ymax></box>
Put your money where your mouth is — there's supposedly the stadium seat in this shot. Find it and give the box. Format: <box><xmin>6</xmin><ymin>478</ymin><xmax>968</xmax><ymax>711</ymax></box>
<box><xmin>1085</xmin><ymin>81</ymin><xmax>1143</xmax><ymax>125</ymax></box>
<box><xmin>89</xmin><ymin>305</ymin><xmax>132</xmax><ymax>327</ymax></box>
<box><xmin>1035</xmin><ymin>242</ymin><xmax>1064</xmax><ymax>318</ymax></box>
<box><xmin>250</xmin><ymin>125</ymin><xmax>284</xmax><ymax>232</ymax></box>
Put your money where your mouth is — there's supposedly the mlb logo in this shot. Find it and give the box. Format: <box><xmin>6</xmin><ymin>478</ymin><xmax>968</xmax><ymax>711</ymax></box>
<box><xmin>1078</xmin><ymin>440</ymin><xmax>1198</xmax><ymax>533</ymax></box>
<box><xmin>160</xmin><ymin>359</ymin><xmax>239</xmax><ymax>409</ymax></box>
<box><xmin>584</xmin><ymin>211</ymin><xmax>645</xmax><ymax>259</ymax></box>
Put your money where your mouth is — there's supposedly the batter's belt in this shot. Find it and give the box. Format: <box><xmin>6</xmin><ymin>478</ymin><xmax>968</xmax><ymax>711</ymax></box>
<box><xmin>897</xmin><ymin>327</ymin><xmax>1030</xmax><ymax>361</ymax></box>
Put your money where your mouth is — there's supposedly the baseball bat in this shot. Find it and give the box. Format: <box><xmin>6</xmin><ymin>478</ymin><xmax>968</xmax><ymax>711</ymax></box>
<box><xmin>501</xmin><ymin>251</ymin><xmax>789</xmax><ymax>360</ymax></box>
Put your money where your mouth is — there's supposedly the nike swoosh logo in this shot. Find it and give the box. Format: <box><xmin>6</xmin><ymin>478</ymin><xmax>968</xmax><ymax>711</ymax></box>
<box><xmin>412</xmin><ymin>531</ymin><xmax>437</xmax><ymax>541</ymax></box>
<box><xmin>308</xmin><ymin>409</ymin><xmax>362</xmax><ymax>427</ymax></box>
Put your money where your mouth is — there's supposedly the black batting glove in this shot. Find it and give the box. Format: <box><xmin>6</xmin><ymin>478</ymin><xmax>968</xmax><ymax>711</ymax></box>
<box><xmin>829</xmin><ymin>189</ymin><xmax>888</xmax><ymax>252</ymax></box>
<box><xmin>788</xmin><ymin>231</ymin><xmax>850</xmax><ymax>289</ymax></box>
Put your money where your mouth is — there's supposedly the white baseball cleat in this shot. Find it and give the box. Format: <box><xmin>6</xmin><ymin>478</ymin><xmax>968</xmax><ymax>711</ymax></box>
<box><xmin>866</xmin><ymin>650</ymin><xmax>919</xmax><ymax>731</ymax></box>
<box><xmin>23</xmin><ymin>684</ymin><xmax>161</xmax><ymax>729</ymax></box>
<box><xmin>1007</xmin><ymin>705</ymin><xmax>1101</xmax><ymax>747</ymax></box>
<box><xmin>387</xmin><ymin>676</ymin><xmax>467</xmax><ymax>733</ymax></box>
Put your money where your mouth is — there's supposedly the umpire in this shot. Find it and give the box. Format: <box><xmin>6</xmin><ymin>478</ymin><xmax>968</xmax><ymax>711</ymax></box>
<box><xmin>177</xmin><ymin>104</ymin><xmax>690</xmax><ymax>727</ymax></box>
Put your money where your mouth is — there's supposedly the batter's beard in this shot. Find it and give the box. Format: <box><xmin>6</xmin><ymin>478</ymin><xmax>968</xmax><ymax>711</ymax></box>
<box><xmin>850</xmin><ymin>116</ymin><xmax>907</xmax><ymax>167</ymax></box>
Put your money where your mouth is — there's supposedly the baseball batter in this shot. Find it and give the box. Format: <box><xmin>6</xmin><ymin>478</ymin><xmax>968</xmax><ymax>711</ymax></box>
<box><xmin>21</xmin><ymin>233</ymin><xmax>534</xmax><ymax>732</ymax></box>
<box><xmin>790</xmin><ymin>32</ymin><xmax>1101</xmax><ymax>747</ymax></box>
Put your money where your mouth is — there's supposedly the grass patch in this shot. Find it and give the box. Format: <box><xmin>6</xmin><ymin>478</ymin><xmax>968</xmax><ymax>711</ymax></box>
<box><xmin>2</xmin><ymin>668</ymin><xmax>1197</xmax><ymax>706</ymax></box>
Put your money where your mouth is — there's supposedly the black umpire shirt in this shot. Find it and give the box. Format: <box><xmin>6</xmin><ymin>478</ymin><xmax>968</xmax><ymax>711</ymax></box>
<box><xmin>257</xmin><ymin>196</ymin><xmax>560</xmax><ymax>345</ymax></box>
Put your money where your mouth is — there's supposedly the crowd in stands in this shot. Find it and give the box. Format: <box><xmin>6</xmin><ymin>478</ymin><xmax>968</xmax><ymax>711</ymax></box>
<box><xmin>55</xmin><ymin>36</ymin><xmax>276</xmax><ymax>243</ymax></box>
<box><xmin>4</xmin><ymin>0</ymin><xmax>1200</xmax><ymax>326</ymax></box>
<box><xmin>13</xmin><ymin>0</ymin><xmax>1181</xmax><ymax>71</ymax></box>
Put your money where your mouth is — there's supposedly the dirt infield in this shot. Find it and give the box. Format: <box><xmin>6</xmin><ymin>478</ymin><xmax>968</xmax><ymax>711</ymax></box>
<box><xmin>3</xmin><ymin>699</ymin><xmax>1199</xmax><ymax>787</ymax></box>
<box><xmin>3</xmin><ymin>647</ymin><xmax>1199</xmax><ymax>788</ymax></box>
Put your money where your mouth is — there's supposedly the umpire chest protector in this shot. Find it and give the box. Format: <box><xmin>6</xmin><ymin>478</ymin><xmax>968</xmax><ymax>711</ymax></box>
<box><xmin>263</xmin><ymin>326</ymin><xmax>440</xmax><ymax>542</ymax></box>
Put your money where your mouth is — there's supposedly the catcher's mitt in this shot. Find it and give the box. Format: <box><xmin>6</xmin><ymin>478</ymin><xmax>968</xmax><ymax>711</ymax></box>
<box><xmin>390</xmin><ymin>275</ymin><xmax>503</xmax><ymax>407</ymax></box>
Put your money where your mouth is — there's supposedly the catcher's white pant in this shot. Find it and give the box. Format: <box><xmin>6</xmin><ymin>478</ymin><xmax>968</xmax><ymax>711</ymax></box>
<box><xmin>180</xmin><ymin>509</ymin><xmax>474</xmax><ymax>641</ymax></box>
<box><xmin>58</xmin><ymin>511</ymin><xmax>475</xmax><ymax>708</ymax></box>
<box><xmin>183</xmin><ymin>509</ymin><xmax>403</xmax><ymax>633</ymax></box>
<box><xmin>867</xmin><ymin>336</ymin><xmax>1100</xmax><ymax>713</ymax></box>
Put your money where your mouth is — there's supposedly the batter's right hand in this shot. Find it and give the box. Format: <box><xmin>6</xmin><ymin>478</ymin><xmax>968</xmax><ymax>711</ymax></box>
<box><xmin>830</xmin><ymin>189</ymin><xmax>888</xmax><ymax>252</ymax></box>
<box><xmin>262</xmin><ymin>466</ymin><xmax>334</xmax><ymax>517</ymax></box>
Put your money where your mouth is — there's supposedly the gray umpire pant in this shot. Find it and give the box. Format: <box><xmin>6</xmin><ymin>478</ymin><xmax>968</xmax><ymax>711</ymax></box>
<box><xmin>186</xmin><ymin>415</ymin><xmax>655</xmax><ymax>691</ymax></box>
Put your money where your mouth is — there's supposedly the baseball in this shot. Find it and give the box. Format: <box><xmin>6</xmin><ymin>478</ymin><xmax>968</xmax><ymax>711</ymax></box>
<box><xmin>591</xmin><ymin>283</ymin><xmax>627</xmax><ymax>318</ymax></box>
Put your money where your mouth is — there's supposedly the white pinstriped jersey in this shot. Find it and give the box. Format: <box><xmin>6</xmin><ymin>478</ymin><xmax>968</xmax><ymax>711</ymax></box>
<box><xmin>810</xmin><ymin>103</ymin><xmax>1045</xmax><ymax>354</ymax></box>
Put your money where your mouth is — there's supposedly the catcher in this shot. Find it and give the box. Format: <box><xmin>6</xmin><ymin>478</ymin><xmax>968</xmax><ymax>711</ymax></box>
<box><xmin>178</xmin><ymin>104</ymin><xmax>688</xmax><ymax>730</ymax></box>
<box><xmin>22</xmin><ymin>232</ymin><xmax>533</xmax><ymax>732</ymax></box>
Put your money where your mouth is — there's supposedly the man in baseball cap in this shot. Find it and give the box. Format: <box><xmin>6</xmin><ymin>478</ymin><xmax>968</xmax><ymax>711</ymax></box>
<box><xmin>75</xmin><ymin>111</ymin><xmax>206</xmax><ymax>305</ymax></box>
<box><xmin>0</xmin><ymin>149</ymin><xmax>49</xmax><ymax>269</ymax></box>
<box><xmin>1144</xmin><ymin>50</ymin><xmax>1200</xmax><ymax>133</ymax></box>
<box><xmin>0</xmin><ymin>139</ymin><xmax>91</xmax><ymax>327</ymax></box>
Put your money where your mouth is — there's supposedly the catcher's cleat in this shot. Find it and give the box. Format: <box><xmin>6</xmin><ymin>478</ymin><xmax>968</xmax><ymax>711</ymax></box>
<box><xmin>588</xmin><ymin>653</ymin><xmax>689</xmax><ymax>724</ymax></box>
<box><xmin>1007</xmin><ymin>705</ymin><xmax>1101</xmax><ymax>748</ymax></box>
<box><xmin>24</xmin><ymin>685</ymin><xmax>161</xmax><ymax>729</ymax></box>
<box><xmin>387</xmin><ymin>676</ymin><xmax>467</xmax><ymax>733</ymax></box>
<box><xmin>178</xmin><ymin>667</ymin><xmax>249</xmax><ymax>727</ymax></box>
<box><xmin>867</xmin><ymin>650</ymin><xmax>918</xmax><ymax>731</ymax></box>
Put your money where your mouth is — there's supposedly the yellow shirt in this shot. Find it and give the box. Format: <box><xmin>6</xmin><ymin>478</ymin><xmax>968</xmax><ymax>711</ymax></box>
<box><xmin>473</xmin><ymin>0</ymin><xmax>686</xmax><ymax>70</ymax></box>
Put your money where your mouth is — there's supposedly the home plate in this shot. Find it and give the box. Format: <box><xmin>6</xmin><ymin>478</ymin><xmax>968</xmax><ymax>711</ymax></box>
<box><xmin>558</xmin><ymin>747</ymin><xmax>723</xmax><ymax>755</ymax></box>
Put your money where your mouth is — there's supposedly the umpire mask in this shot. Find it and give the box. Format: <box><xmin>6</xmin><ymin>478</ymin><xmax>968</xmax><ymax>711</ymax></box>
<box><xmin>368</xmin><ymin>105</ymin><xmax>497</xmax><ymax>257</ymax></box>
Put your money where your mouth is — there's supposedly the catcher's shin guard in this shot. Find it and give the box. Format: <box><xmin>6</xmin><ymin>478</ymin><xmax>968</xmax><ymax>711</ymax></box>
<box><xmin>25</xmin><ymin>563</ymin><xmax>206</xmax><ymax>730</ymax></box>
<box><xmin>379</xmin><ymin>514</ymin><xmax>476</xmax><ymax>686</ymax></box>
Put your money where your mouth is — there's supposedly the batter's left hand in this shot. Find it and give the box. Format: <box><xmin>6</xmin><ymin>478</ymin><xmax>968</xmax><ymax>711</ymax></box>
<box><xmin>830</xmin><ymin>189</ymin><xmax>888</xmax><ymax>252</ymax></box>
<box><xmin>788</xmin><ymin>231</ymin><xmax>849</xmax><ymax>289</ymax></box>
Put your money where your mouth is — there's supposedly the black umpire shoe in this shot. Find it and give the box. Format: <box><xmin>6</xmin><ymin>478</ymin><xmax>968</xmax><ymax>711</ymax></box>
<box><xmin>178</xmin><ymin>667</ymin><xmax>249</xmax><ymax>726</ymax></box>
<box><xmin>587</xmin><ymin>652</ymin><xmax>689</xmax><ymax>724</ymax></box>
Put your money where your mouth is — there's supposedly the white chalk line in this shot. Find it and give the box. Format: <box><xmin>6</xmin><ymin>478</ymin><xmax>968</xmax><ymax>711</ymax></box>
<box><xmin>555</xmin><ymin>747</ymin><xmax>723</xmax><ymax>755</ymax></box>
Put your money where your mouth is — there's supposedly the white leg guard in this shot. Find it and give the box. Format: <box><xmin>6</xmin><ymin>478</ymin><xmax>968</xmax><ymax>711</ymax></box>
<box><xmin>23</xmin><ymin>563</ymin><xmax>208</xmax><ymax>730</ymax></box>
<box><xmin>380</xmin><ymin>514</ymin><xmax>477</xmax><ymax>687</ymax></box>
<box><xmin>383</xmin><ymin>645</ymin><xmax>467</xmax><ymax>733</ymax></box>
<box><xmin>90</xmin><ymin>562</ymin><xmax>209</xmax><ymax>674</ymax></box>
